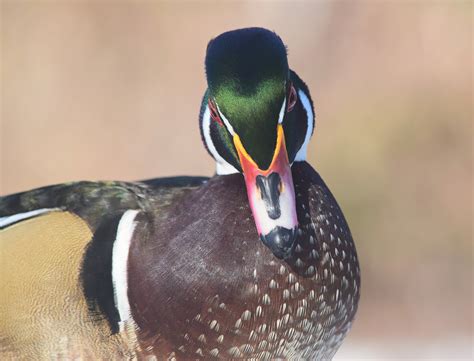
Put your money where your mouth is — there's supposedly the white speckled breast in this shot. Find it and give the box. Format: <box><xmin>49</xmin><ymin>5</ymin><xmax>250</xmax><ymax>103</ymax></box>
<box><xmin>128</xmin><ymin>162</ymin><xmax>360</xmax><ymax>360</ymax></box>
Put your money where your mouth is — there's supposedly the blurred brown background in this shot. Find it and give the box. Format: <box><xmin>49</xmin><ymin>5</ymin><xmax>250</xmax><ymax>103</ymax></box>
<box><xmin>1</xmin><ymin>1</ymin><xmax>472</xmax><ymax>359</ymax></box>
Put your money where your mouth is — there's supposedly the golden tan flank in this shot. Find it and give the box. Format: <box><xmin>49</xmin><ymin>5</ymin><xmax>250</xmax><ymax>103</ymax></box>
<box><xmin>0</xmin><ymin>211</ymin><xmax>137</xmax><ymax>359</ymax></box>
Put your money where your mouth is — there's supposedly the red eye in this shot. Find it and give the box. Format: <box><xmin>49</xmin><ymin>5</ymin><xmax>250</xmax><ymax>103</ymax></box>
<box><xmin>208</xmin><ymin>98</ymin><xmax>223</xmax><ymax>126</ymax></box>
<box><xmin>287</xmin><ymin>83</ymin><xmax>297</xmax><ymax>113</ymax></box>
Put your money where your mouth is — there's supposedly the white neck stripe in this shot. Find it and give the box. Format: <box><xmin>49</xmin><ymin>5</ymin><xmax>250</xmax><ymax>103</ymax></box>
<box><xmin>215</xmin><ymin>102</ymin><xmax>236</xmax><ymax>136</ymax></box>
<box><xmin>278</xmin><ymin>97</ymin><xmax>287</xmax><ymax>124</ymax></box>
<box><xmin>0</xmin><ymin>208</ymin><xmax>61</xmax><ymax>228</ymax></box>
<box><xmin>112</xmin><ymin>209</ymin><xmax>139</xmax><ymax>326</ymax></box>
<box><xmin>202</xmin><ymin>90</ymin><xmax>311</xmax><ymax>173</ymax></box>
<box><xmin>201</xmin><ymin>105</ymin><xmax>239</xmax><ymax>175</ymax></box>
<box><xmin>294</xmin><ymin>89</ymin><xmax>314</xmax><ymax>162</ymax></box>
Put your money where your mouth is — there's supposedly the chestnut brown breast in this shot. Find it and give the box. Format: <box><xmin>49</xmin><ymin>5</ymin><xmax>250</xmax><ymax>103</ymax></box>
<box><xmin>128</xmin><ymin>162</ymin><xmax>360</xmax><ymax>360</ymax></box>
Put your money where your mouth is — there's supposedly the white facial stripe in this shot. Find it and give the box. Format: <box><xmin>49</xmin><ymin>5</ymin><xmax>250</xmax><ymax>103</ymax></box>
<box><xmin>205</xmin><ymin>93</ymin><xmax>289</xmax><ymax>175</ymax></box>
<box><xmin>112</xmin><ymin>209</ymin><xmax>139</xmax><ymax>326</ymax></box>
<box><xmin>0</xmin><ymin>208</ymin><xmax>61</xmax><ymax>228</ymax></box>
<box><xmin>294</xmin><ymin>89</ymin><xmax>314</xmax><ymax>162</ymax></box>
<box><xmin>278</xmin><ymin>97</ymin><xmax>287</xmax><ymax>124</ymax></box>
<box><xmin>215</xmin><ymin>102</ymin><xmax>236</xmax><ymax>136</ymax></box>
<box><xmin>201</xmin><ymin>105</ymin><xmax>239</xmax><ymax>175</ymax></box>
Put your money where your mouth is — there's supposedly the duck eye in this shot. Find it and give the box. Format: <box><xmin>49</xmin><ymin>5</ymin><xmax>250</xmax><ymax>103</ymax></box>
<box><xmin>208</xmin><ymin>98</ymin><xmax>223</xmax><ymax>126</ymax></box>
<box><xmin>287</xmin><ymin>84</ymin><xmax>297</xmax><ymax>113</ymax></box>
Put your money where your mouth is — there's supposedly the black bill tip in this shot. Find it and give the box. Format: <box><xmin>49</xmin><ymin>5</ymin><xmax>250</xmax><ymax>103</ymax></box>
<box><xmin>260</xmin><ymin>226</ymin><xmax>298</xmax><ymax>259</ymax></box>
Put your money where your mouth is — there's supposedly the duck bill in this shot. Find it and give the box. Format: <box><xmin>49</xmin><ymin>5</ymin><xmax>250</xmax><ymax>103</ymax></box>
<box><xmin>234</xmin><ymin>124</ymin><xmax>298</xmax><ymax>259</ymax></box>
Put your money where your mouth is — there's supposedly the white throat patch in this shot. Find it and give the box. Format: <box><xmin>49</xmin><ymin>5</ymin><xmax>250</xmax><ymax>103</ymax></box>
<box><xmin>294</xmin><ymin>89</ymin><xmax>314</xmax><ymax>162</ymax></box>
<box><xmin>201</xmin><ymin>104</ymin><xmax>239</xmax><ymax>175</ymax></box>
<box><xmin>202</xmin><ymin>90</ymin><xmax>313</xmax><ymax>174</ymax></box>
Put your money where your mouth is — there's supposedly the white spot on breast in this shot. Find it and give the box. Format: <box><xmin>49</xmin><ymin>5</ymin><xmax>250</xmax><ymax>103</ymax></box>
<box><xmin>282</xmin><ymin>313</ymin><xmax>292</xmax><ymax>326</ymax></box>
<box><xmin>296</xmin><ymin>306</ymin><xmax>307</xmax><ymax>318</ymax></box>
<box><xmin>258</xmin><ymin>340</ymin><xmax>268</xmax><ymax>350</ymax></box>
<box><xmin>235</xmin><ymin>319</ymin><xmax>242</xmax><ymax>328</ymax></box>
<box><xmin>257</xmin><ymin>323</ymin><xmax>267</xmax><ymax>333</ymax></box>
<box><xmin>293</xmin><ymin>282</ymin><xmax>301</xmax><ymax>293</ymax></box>
<box><xmin>279</xmin><ymin>265</ymin><xmax>286</xmax><ymax>275</ymax></box>
<box><xmin>251</xmin><ymin>284</ymin><xmax>259</xmax><ymax>295</ymax></box>
<box><xmin>228</xmin><ymin>346</ymin><xmax>242</xmax><ymax>357</ymax></box>
<box><xmin>276</xmin><ymin>318</ymin><xmax>283</xmax><ymax>329</ymax></box>
<box><xmin>287</xmin><ymin>273</ymin><xmax>297</xmax><ymax>284</ymax></box>
<box><xmin>306</xmin><ymin>265</ymin><xmax>315</xmax><ymax>276</ymax></box>
<box><xmin>299</xmin><ymin>299</ymin><xmax>308</xmax><ymax>308</ymax></box>
<box><xmin>268</xmin><ymin>331</ymin><xmax>277</xmax><ymax>342</ymax></box>
<box><xmin>294</xmin><ymin>257</ymin><xmax>305</xmax><ymax>268</ymax></box>
<box><xmin>209</xmin><ymin>320</ymin><xmax>218</xmax><ymax>331</ymax></box>
<box><xmin>262</xmin><ymin>294</ymin><xmax>271</xmax><ymax>305</ymax></box>
<box><xmin>242</xmin><ymin>310</ymin><xmax>252</xmax><ymax>321</ymax></box>
<box><xmin>286</xmin><ymin>327</ymin><xmax>296</xmax><ymax>339</ymax></box>
<box><xmin>240</xmin><ymin>344</ymin><xmax>254</xmax><ymax>354</ymax></box>
<box><xmin>321</xmin><ymin>253</ymin><xmax>330</xmax><ymax>266</ymax></box>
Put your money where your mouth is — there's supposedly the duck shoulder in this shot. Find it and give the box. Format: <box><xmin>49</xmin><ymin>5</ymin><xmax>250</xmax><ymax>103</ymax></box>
<box><xmin>0</xmin><ymin>176</ymin><xmax>209</xmax><ymax>231</ymax></box>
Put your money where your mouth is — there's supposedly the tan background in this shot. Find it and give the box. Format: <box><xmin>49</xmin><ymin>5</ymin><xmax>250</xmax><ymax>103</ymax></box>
<box><xmin>1</xmin><ymin>1</ymin><xmax>472</xmax><ymax>359</ymax></box>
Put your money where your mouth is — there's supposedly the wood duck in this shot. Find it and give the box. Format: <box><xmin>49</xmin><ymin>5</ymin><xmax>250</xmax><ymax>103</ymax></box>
<box><xmin>0</xmin><ymin>28</ymin><xmax>360</xmax><ymax>360</ymax></box>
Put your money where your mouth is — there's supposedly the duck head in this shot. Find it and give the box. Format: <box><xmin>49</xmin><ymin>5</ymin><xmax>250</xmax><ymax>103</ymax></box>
<box><xmin>200</xmin><ymin>28</ymin><xmax>315</xmax><ymax>259</ymax></box>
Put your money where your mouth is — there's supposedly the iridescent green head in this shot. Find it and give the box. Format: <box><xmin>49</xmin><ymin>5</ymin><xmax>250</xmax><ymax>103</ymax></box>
<box><xmin>200</xmin><ymin>27</ymin><xmax>315</xmax><ymax>259</ymax></box>
<box><xmin>205</xmin><ymin>27</ymin><xmax>288</xmax><ymax>169</ymax></box>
